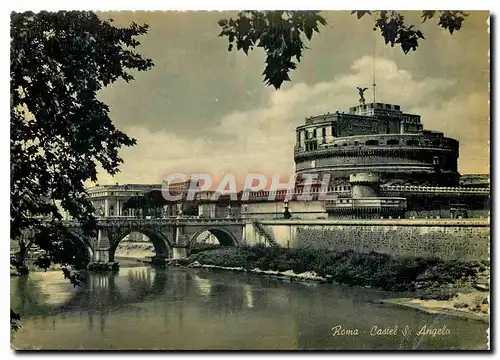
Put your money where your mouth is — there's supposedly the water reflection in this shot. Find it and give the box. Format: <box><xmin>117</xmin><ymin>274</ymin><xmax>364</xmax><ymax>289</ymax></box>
<box><xmin>11</xmin><ymin>266</ymin><xmax>489</xmax><ymax>350</ymax></box>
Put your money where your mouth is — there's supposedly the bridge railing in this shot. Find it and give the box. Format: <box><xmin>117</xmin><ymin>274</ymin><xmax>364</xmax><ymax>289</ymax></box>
<box><xmin>91</xmin><ymin>216</ymin><xmax>245</xmax><ymax>224</ymax></box>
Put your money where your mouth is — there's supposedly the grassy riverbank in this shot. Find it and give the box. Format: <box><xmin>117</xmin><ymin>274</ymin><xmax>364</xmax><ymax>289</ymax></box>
<box><xmin>183</xmin><ymin>245</ymin><xmax>489</xmax><ymax>306</ymax></box>
<box><xmin>380</xmin><ymin>292</ymin><xmax>489</xmax><ymax>323</ymax></box>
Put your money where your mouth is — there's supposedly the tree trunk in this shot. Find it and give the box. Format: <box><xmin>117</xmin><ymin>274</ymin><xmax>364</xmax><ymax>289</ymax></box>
<box><xmin>15</xmin><ymin>239</ymin><xmax>30</xmax><ymax>275</ymax></box>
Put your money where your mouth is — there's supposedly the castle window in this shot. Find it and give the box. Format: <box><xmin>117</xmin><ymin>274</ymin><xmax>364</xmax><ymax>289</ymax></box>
<box><xmin>406</xmin><ymin>139</ymin><xmax>419</xmax><ymax>146</ymax></box>
<box><xmin>313</xmin><ymin>129</ymin><xmax>317</xmax><ymax>138</ymax></box>
<box><xmin>387</xmin><ymin>139</ymin><xmax>399</xmax><ymax>145</ymax></box>
<box><xmin>304</xmin><ymin>131</ymin><xmax>309</xmax><ymax>140</ymax></box>
<box><xmin>333</xmin><ymin>144</ymin><xmax>338</xmax><ymax>147</ymax></box>
<box><xmin>322</xmin><ymin>127</ymin><xmax>326</xmax><ymax>138</ymax></box>
<box><xmin>342</xmin><ymin>143</ymin><xmax>347</xmax><ymax>146</ymax></box>
<box><xmin>395</xmin><ymin>105</ymin><xmax>401</xmax><ymax>110</ymax></box>
<box><xmin>385</xmin><ymin>104</ymin><xmax>391</xmax><ymax>109</ymax></box>
<box><xmin>365</xmin><ymin>140</ymin><xmax>379</xmax><ymax>146</ymax></box>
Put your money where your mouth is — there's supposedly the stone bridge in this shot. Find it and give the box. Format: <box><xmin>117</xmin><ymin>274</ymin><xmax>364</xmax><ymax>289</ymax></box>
<box><xmin>64</xmin><ymin>217</ymin><xmax>277</xmax><ymax>264</ymax></box>
<box><xmin>62</xmin><ymin>217</ymin><xmax>489</xmax><ymax>266</ymax></box>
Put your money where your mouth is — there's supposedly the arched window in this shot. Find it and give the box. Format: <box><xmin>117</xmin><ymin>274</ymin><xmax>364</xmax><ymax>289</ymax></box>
<box><xmin>365</xmin><ymin>140</ymin><xmax>379</xmax><ymax>146</ymax></box>
<box><xmin>406</xmin><ymin>139</ymin><xmax>419</xmax><ymax>146</ymax></box>
<box><xmin>387</xmin><ymin>139</ymin><xmax>399</xmax><ymax>145</ymax></box>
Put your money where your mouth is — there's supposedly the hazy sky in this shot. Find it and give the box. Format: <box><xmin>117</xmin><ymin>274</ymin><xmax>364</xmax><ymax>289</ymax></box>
<box><xmin>95</xmin><ymin>11</ymin><xmax>490</xmax><ymax>186</ymax></box>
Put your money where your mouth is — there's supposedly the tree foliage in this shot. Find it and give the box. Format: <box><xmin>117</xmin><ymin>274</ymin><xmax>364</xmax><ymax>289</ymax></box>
<box><xmin>218</xmin><ymin>11</ymin><xmax>326</xmax><ymax>89</ymax></box>
<box><xmin>218</xmin><ymin>10</ymin><xmax>468</xmax><ymax>89</ymax></box>
<box><xmin>10</xmin><ymin>11</ymin><xmax>153</xmax><ymax>285</ymax></box>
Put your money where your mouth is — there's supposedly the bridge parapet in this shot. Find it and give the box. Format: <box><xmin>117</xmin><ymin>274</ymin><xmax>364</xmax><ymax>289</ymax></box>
<box><xmin>89</xmin><ymin>217</ymin><xmax>246</xmax><ymax>226</ymax></box>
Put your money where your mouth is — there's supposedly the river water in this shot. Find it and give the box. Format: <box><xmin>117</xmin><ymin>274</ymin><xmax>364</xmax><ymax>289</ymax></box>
<box><xmin>11</xmin><ymin>259</ymin><xmax>488</xmax><ymax>350</ymax></box>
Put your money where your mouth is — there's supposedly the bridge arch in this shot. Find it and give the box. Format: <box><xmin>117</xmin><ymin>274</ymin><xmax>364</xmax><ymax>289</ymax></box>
<box><xmin>108</xmin><ymin>228</ymin><xmax>174</xmax><ymax>263</ymax></box>
<box><xmin>188</xmin><ymin>226</ymin><xmax>239</xmax><ymax>248</ymax></box>
<box><xmin>64</xmin><ymin>230</ymin><xmax>95</xmax><ymax>265</ymax></box>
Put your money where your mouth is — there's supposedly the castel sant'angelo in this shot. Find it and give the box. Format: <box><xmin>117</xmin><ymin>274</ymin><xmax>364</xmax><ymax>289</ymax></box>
<box><xmin>88</xmin><ymin>89</ymin><xmax>490</xmax><ymax>221</ymax></box>
<box><xmin>289</xmin><ymin>87</ymin><xmax>489</xmax><ymax>219</ymax></box>
<box><xmin>294</xmin><ymin>101</ymin><xmax>459</xmax><ymax>187</ymax></box>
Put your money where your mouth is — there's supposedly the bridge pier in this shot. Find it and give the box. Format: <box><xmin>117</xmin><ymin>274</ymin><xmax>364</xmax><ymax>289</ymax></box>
<box><xmin>171</xmin><ymin>246</ymin><xmax>188</xmax><ymax>259</ymax></box>
<box><xmin>93</xmin><ymin>249</ymin><xmax>110</xmax><ymax>263</ymax></box>
<box><xmin>91</xmin><ymin>229</ymin><xmax>111</xmax><ymax>263</ymax></box>
<box><xmin>87</xmin><ymin>228</ymin><xmax>118</xmax><ymax>271</ymax></box>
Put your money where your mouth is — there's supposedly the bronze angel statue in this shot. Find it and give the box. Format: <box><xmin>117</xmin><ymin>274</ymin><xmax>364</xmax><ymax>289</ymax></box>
<box><xmin>357</xmin><ymin>86</ymin><xmax>368</xmax><ymax>105</ymax></box>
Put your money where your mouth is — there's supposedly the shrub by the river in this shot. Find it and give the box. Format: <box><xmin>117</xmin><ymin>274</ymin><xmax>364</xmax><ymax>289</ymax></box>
<box><xmin>186</xmin><ymin>245</ymin><xmax>478</xmax><ymax>294</ymax></box>
<box><xmin>87</xmin><ymin>262</ymin><xmax>119</xmax><ymax>272</ymax></box>
<box><xmin>189</xmin><ymin>246</ymin><xmax>257</xmax><ymax>268</ymax></box>
<box><xmin>189</xmin><ymin>243</ymin><xmax>221</xmax><ymax>255</ymax></box>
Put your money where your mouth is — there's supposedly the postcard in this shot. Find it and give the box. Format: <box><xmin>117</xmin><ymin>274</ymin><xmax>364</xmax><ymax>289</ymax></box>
<box><xmin>10</xmin><ymin>10</ymin><xmax>490</xmax><ymax>350</ymax></box>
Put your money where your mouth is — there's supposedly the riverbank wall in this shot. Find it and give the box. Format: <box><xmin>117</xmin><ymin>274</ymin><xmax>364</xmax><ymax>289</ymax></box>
<box><xmin>245</xmin><ymin>219</ymin><xmax>489</xmax><ymax>262</ymax></box>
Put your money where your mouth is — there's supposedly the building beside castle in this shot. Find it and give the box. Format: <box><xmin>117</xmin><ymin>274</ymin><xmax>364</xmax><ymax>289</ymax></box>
<box><xmin>87</xmin><ymin>184</ymin><xmax>161</xmax><ymax>217</ymax></box>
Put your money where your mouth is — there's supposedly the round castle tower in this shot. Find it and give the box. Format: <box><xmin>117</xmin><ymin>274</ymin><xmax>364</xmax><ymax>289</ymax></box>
<box><xmin>349</xmin><ymin>173</ymin><xmax>380</xmax><ymax>198</ymax></box>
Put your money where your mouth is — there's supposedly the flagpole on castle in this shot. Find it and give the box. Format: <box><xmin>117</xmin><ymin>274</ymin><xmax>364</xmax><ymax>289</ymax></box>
<box><xmin>372</xmin><ymin>28</ymin><xmax>377</xmax><ymax>104</ymax></box>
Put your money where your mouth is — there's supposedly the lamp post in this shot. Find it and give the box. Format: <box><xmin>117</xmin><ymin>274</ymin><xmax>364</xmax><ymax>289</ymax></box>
<box><xmin>283</xmin><ymin>199</ymin><xmax>291</xmax><ymax>219</ymax></box>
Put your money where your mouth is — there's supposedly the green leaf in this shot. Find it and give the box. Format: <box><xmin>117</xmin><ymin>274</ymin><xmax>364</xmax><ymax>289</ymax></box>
<box><xmin>352</xmin><ymin>10</ymin><xmax>372</xmax><ymax>19</ymax></box>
